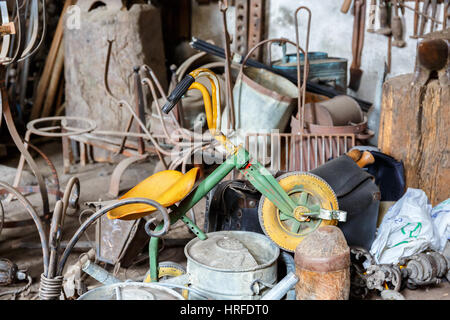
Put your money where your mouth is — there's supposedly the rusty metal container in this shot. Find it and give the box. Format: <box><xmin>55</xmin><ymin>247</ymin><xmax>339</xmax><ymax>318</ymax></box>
<box><xmin>272</xmin><ymin>51</ymin><xmax>348</xmax><ymax>92</ymax></box>
<box><xmin>294</xmin><ymin>225</ymin><xmax>350</xmax><ymax>300</ymax></box>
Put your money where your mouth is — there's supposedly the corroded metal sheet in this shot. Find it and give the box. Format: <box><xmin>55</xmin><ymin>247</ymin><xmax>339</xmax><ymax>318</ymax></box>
<box><xmin>235</xmin><ymin>0</ymin><xmax>249</xmax><ymax>56</ymax></box>
<box><xmin>248</xmin><ymin>0</ymin><xmax>265</xmax><ymax>60</ymax></box>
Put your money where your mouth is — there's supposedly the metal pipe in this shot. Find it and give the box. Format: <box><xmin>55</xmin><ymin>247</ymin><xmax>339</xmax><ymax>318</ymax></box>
<box><xmin>0</xmin><ymin>181</ymin><xmax>49</xmax><ymax>276</ymax></box>
<box><xmin>280</xmin><ymin>252</ymin><xmax>297</xmax><ymax>300</ymax></box>
<box><xmin>81</xmin><ymin>260</ymin><xmax>121</xmax><ymax>285</ymax></box>
<box><xmin>57</xmin><ymin>198</ymin><xmax>170</xmax><ymax>276</ymax></box>
<box><xmin>261</xmin><ymin>272</ymin><xmax>298</xmax><ymax>300</ymax></box>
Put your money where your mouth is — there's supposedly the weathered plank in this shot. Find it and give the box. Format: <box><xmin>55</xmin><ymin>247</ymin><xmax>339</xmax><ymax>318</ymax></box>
<box><xmin>378</xmin><ymin>74</ymin><xmax>449</xmax><ymax>205</ymax></box>
<box><xmin>64</xmin><ymin>3</ymin><xmax>167</xmax><ymax>162</ymax></box>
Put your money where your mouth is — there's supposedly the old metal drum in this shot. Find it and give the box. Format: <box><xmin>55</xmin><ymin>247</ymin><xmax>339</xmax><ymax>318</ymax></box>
<box><xmin>184</xmin><ymin>231</ymin><xmax>280</xmax><ymax>300</ymax></box>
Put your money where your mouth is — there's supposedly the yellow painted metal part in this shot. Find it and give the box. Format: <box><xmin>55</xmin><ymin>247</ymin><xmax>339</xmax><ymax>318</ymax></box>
<box><xmin>143</xmin><ymin>264</ymin><xmax>189</xmax><ymax>299</ymax></box>
<box><xmin>107</xmin><ymin>167</ymin><xmax>199</xmax><ymax>220</ymax></box>
<box><xmin>259</xmin><ymin>172</ymin><xmax>339</xmax><ymax>252</ymax></box>
<box><xmin>189</xmin><ymin>82</ymin><xmax>215</xmax><ymax>130</ymax></box>
<box><xmin>187</xmin><ymin>74</ymin><xmax>238</xmax><ymax>155</ymax></box>
<box><xmin>143</xmin><ymin>266</ymin><xmax>185</xmax><ymax>283</ymax></box>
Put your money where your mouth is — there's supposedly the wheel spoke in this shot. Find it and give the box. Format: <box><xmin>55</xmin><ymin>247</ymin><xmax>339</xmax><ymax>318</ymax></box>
<box><xmin>299</xmin><ymin>192</ymin><xmax>308</xmax><ymax>206</ymax></box>
<box><xmin>290</xmin><ymin>220</ymin><xmax>301</xmax><ymax>233</ymax></box>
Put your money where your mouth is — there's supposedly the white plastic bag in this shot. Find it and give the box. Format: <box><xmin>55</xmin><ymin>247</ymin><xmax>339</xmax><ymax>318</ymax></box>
<box><xmin>370</xmin><ymin>188</ymin><xmax>439</xmax><ymax>265</ymax></box>
<box><xmin>430</xmin><ymin>198</ymin><xmax>450</xmax><ymax>252</ymax></box>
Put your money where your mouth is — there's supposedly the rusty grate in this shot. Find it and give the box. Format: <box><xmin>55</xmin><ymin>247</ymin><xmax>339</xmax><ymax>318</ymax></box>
<box><xmin>244</xmin><ymin>132</ymin><xmax>356</xmax><ymax>173</ymax></box>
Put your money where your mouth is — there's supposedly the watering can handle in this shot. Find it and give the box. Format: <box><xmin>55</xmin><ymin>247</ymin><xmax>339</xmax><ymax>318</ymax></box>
<box><xmin>162</xmin><ymin>74</ymin><xmax>196</xmax><ymax>114</ymax></box>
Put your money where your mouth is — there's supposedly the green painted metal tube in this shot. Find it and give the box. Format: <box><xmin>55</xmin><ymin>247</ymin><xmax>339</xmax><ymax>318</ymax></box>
<box><xmin>241</xmin><ymin>161</ymin><xmax>297</xmax><ymax>217</ymax></box>
<box><xmin>148</xmin><ymin>148</ymin><xmax>250</xmax><ymax>282</ymax></box>
<box><xmin>170</xmin><ymin>148</ymin><xmax>249</xmax><ymax>224</ymax></box>
<box><xmin>149</xmin><ymin>225</ymin><xmax>162</xmax><ymax>282</ymax></box>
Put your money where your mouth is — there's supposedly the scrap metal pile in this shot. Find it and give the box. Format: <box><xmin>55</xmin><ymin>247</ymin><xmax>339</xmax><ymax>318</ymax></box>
<box><xmin>0</xmin><ymin>0</ymin><xmax>448</xmax><ymax>301</ymax></box>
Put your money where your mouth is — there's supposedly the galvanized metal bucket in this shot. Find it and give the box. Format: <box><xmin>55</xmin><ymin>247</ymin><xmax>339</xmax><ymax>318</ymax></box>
<box><xmin>231</xmin><ymin>40</ymin><xmax>299</xmax><ymax>159</ymax></box>
<box><xmin>233</xmin><ymin>67</ymin><xmax>298</xmax><ymax>132</ymax></box>
<box><xmin>182</xmin><ymin>231</ymin><xmax>280</xmax><ymax>300</ymax></box>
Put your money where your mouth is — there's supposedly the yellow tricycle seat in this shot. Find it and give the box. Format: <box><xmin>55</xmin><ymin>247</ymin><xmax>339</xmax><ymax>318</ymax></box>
<box><xmin>107</xmin><ymin>167</ymin><xmax>199</xmax><ymax>221</ymax></box>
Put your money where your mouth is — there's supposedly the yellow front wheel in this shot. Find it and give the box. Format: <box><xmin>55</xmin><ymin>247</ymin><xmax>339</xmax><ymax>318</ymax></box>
<box><xmin>258</xmin><ymin>172</ymin><xmax>339</xmax><ymax>252</ymax></box>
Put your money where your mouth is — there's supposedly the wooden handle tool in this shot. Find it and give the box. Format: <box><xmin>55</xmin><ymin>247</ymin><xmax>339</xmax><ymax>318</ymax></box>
<box><xmin>346</xmin><ymin>149</ymin><xmax>363</xmax><ymax>162</ymax></box>
<box><xmin>418</xmin><ymin>0</ymin><xmax>431</xmax><ymax>37</ymax></box>
<box><xmin>410</xmin><ymin>0</ymin><xmax>420</xmax><ymax>38</ymax></box>
<box><xmin>349</xmin><ymin>0</ymin><xmax>364</xmax><ymax>91</ymax></box>
<box><xmin>356</xmin><ymin>0</ymin><xmax>366</xmax><ymax>69</ymax></box>
<box><xmin>392</xmin><ymin>0</ymin><xmax>406</xmax><ymax>48</ymax></box>
<box><xmin>347</xmin><ymin>149</ymin><xmax>375</xmax><ymax>168</ymax></box>
<box><xmin>376</xmin><ymin>0</ymin><xmax>392</xmax><ymax>35</ymax></box>
<box><xmin>341</xmin><ymin>0</ymin><xmax>353</xmax><ymax>13</ymax></box>
<box><xmin>357</xmin><ymin>151</ymin><xmax>375</xmax><ymax>167</ymax></box>
<box><xmin>429</xmin><ymin>0</ymin><xmax>438</xmax><ymax>32</ymax></box>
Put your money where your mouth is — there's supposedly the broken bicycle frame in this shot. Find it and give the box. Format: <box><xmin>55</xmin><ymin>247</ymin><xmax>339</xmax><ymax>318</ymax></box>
<box><xmin>146</xmin><ymin>67</ymin><xmax>347</xmax><ymax>282</ymax></box>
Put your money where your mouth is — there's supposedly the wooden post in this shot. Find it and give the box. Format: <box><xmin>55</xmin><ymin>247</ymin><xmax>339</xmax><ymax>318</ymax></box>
<box><xmin>378</xmin><ymin>74</ymin><xmax>449</xmax><ymax>205</ymax></box>
<box><xmin>41</xmin><ymin>41</ymin><xmax>65</xmax><ymax>118</ymax></box>
<box><xmin>30</xmin><ymin>0</ymin><xmax>74</xmax><ymax>120</ymax></box>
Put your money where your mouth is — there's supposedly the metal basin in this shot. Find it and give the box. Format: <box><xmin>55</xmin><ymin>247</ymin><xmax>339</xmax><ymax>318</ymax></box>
<box><xmin>77</xmin><ymin>282</ymin><xmax>184</xmax><ymax>300</ymax></box>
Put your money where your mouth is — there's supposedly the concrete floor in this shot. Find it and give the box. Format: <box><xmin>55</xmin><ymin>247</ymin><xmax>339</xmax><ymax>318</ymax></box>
<box><xmin>0</xmin><ymin>141</ymin><xmax>448</xmax><ymax>300</ymax></box>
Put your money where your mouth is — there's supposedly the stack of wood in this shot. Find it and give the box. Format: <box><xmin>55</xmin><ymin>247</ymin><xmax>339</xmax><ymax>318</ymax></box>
<box><xmin>30</xmin><ymin>0</ymin><xmax>76</xmax><ymax>120</ymax></box>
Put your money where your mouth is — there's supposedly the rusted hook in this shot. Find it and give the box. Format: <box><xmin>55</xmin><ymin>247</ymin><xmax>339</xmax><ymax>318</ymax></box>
<box><xmin>104</xmin><ymin>39</ymin><xmax>119</xmax><ymax>101</ymax></box>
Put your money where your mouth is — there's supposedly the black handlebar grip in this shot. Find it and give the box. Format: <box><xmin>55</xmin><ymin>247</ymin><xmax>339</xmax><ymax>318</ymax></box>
<box><xmin>162</xmin><ymin>74</ymin><xmax>196</xmax><ymax>114</ymax></box>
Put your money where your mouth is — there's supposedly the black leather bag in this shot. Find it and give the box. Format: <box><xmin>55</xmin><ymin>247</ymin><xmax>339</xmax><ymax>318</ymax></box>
<box><xmin>365</xmin><ymin>151</ymin><xmax>405</xmax><ymax>201</ymax></box>
<box><xmin>204</xmin><ymin>180</ymin><xmax>263</xmax><ymax>234</ymax></box>
<box><xmin>311</xmin><ymin>155</ymin><xmax>381</xmax><ymax>250</ymax></box>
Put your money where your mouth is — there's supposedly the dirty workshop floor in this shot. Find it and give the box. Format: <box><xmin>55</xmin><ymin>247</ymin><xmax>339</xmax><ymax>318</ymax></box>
<box><xmin>0</xmin><ymin>141</ymin><xmax>448</xmax><ymax>300</ymax></box>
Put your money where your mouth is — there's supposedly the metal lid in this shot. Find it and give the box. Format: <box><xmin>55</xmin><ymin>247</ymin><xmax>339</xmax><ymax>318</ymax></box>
<box><xmin>185</xmin><ymin>231</ymin><xmax>279</xmax><ymax>272</ymax></box>
<box><xmin>77</xmin><ymin>282</ymin><xmax>184</xmax><ymax>300</ymax></box>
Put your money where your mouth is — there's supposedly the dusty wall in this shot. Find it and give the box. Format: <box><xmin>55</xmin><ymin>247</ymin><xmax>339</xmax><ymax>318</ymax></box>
<box><xmin>190</xmin><ymin>0</ymin><xmax>440</xmax><ymax>103</ymax></box>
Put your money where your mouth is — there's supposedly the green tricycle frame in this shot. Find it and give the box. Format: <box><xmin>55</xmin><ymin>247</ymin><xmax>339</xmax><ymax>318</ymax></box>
<box><xmin>147</xmin><ymin>68</ymin><xmax>346</xmax><ymax>282</ymax></box>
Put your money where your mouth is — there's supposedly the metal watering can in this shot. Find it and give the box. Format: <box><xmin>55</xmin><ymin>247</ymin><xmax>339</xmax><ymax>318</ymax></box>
<box><xmin>162</xmin><ymin>231</ymin><xmax>298</xmax><ymax>300</ymax></box>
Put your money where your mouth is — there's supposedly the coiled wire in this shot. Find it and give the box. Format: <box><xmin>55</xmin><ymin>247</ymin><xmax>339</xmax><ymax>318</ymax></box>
<box><xmin>0</xmin><ymin>275</ymin><xmax>32</xmax><ymax>300</ymax></box>
<box><xmin>38</xmin><ymin>274</ymin><xmax>63</xmax><ymax>300</ymax></box>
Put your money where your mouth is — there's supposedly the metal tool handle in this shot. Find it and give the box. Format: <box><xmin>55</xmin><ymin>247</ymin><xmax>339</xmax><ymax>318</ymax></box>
<box><xmin>341</xmin><ymin>0</ymin><xmax>353</xmax><ymax>13</ymax></box>
<box><xmin>162</xmin><ymin>74</ymin><xmax>195</xmax><ymax>114</ymax></box>
<box><xmin>294</xmin><ymin>6</ymin><xmax>312</xmax><ymax>134</ymax></box>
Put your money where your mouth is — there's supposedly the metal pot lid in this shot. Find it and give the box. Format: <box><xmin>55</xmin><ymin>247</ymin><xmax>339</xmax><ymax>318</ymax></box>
<box><xmin>185</xmin><ymin>231</ymin><xmax>279</xmax><ymax>271</ymax></box>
